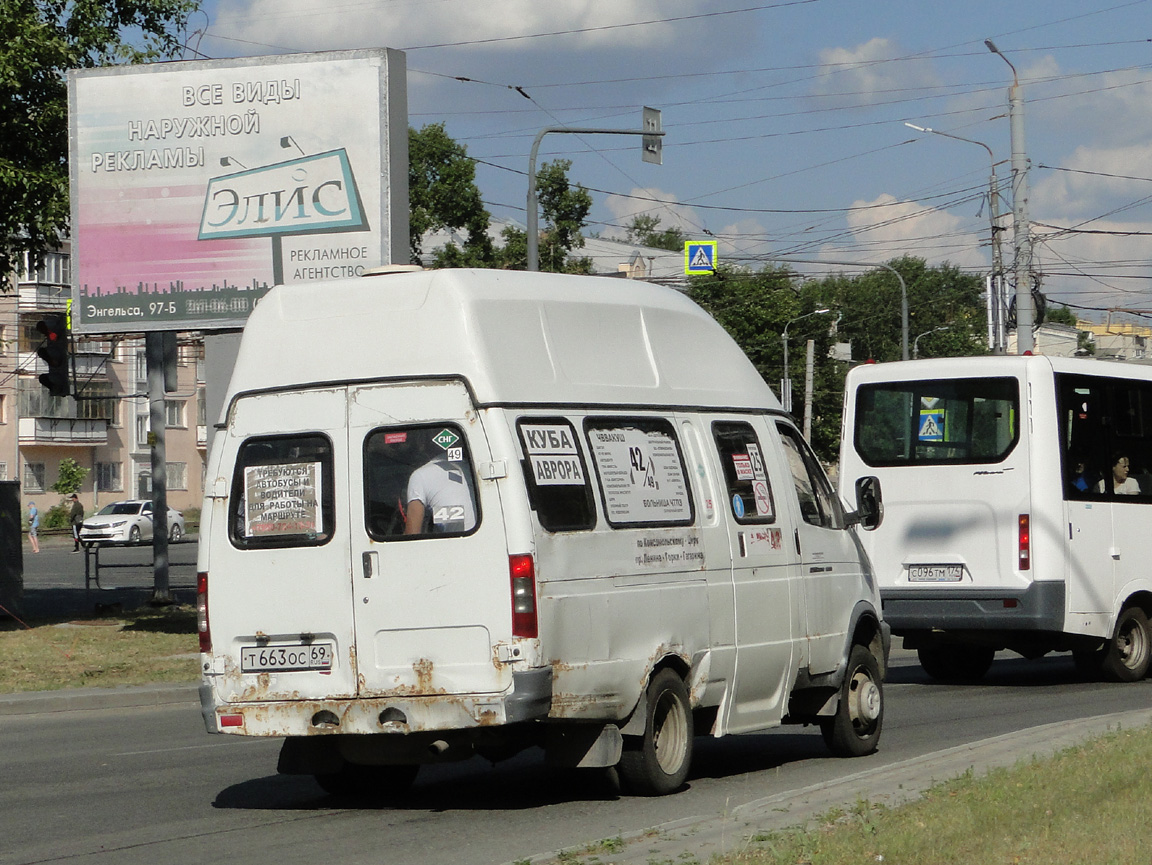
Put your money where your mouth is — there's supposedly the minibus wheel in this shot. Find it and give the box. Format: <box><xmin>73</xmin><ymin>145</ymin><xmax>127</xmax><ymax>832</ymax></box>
<box><xmin>314</xmin><ymin>763</ymin><xmax>420</xmax><ymax>800</ymax></box>
<box><xmin>821</xmin><ymin>644</ymin><xmax>883</xmax><ymax>758</ymax></box>
<box><xmin>617</xmin><ymin>669</ymin><xmax>693</xmax><ymax>796</ymax></box>
<box><xmin>1101</xmin><ymin>606</ymin><xmax>1151</xmax><ymax>682</ymax></box>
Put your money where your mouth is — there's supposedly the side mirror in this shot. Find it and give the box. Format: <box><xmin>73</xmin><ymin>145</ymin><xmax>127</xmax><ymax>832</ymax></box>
<box><xmin>847</xmin><ymin>475</ymin><xmax>883</xmax><ymax>531</ymax></box>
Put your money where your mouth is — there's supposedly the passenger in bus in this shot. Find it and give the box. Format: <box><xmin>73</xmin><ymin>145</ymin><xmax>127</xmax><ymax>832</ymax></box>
<box><xmin>1096</xmin><ymin>454</ymin><xmax>1140</xmax><ymax>495</ymax></box>
<box><xmin>1069</xmin><ymin>458</ymin><xmax>1094</xmax><ymax>493</ymax></box>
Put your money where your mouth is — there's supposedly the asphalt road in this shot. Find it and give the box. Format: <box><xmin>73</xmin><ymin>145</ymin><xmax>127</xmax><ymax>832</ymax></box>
<box><xmin>14</xmin><ymin>534</ymin><xmax>199</xmax><ymax>619</ymax></box>
<box><xmin>3</xmin><ymin>650</ymin><xmax>1150</xmax><ymax>865</ymax></box>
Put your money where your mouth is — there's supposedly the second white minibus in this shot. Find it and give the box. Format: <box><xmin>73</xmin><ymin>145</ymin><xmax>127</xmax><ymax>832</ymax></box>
<box><xmin>840</xmin><ymin>355</ymin><xmax>1152</xmax><ymax>682</ymax></box>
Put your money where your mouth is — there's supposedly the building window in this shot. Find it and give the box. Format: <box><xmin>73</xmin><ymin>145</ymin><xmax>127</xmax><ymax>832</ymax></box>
<box><xmin>0</xmin><ymin>324</ymin><xmax>7</xmax><ymax>355</ymax></box>
<box><xmin>75</xmin><ymin>380</ymin><xmax>115</xmax><ymax>421</ymax></box>
<box><xmin>0</xmin><ymin>462</ymin><xmax>7</xmax><ymax>482</ymax></box>
<box><xmin>21</xmin><ymin>251</ymin><xmax>70</xmax><ymax>285</ymax></box>
<box><xmin>96</xmin><ymin>462</ymin><xmax>123</xmax><ymax>492</ymax></box>
<box><xmin>166</xmin><ymin>461</ymin><xmax>188</xmax><ymax>491</ymax></box>
<box><xmin>18</xmin><ymin>379</ymin><xmax>71</xmax><ymax>420</ymax></box>
<box><xmin>0</xmin><ymin>393</ymin><xmax>5</xmax><ymax>424</ymax></box>
<box><xmin>24</xmin><ymin>462</ymin><xmax>46</xmax><ymax>493</ymax></box>
<box><xmin>165</xmin><ymin>399</ymin><xmax>185</xmax><ymax>428</ymax></box>
<box><xmin>197</xmin><ymin>389</ymin><xmax>207</xmax><ymax>427</ymax></box>
<box><xmin>136</xmin><ymin>413</ymin><xmax>149</xmax><ymax>446</ymax></box>
<box><xmin>135</xmin><ymin>348</ymin><xmax>148</xmax><ymax>391</ymax></box>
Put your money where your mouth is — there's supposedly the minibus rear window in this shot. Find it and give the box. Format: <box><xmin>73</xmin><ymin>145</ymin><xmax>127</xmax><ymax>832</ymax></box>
<box><xmin>854</xmin><ymin>377</ymin><xmax>1019</xmax><ymax>466</ymax></box>
<box><xmin>363</xmin><ymin>424</ymin><xmax>479</xmax><ymax>540</ymax></box>
<box><xmin>229</xmin><ymin>433</ymin><xmax>335</xmax><ymax>548</ymax></box>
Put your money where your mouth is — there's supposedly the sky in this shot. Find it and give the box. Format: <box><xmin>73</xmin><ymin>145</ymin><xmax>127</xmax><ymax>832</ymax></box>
<box><xmin>188</xmin><ymin>0</ymin><xmax>1152</xmax><ymax>323</ymax></box>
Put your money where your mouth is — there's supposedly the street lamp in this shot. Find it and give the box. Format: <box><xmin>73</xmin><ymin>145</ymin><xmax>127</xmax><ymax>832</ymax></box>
<box><xmin>904</xmin><ymin>122</ymin><xmax>1006</xmax><ymax>353</ymax></box>
<box><xmin>986</xmin><ymin>39</ymin><xmax>1035</xmax><ymax>354</ymax></box>
<box><xmin>913</xmin><ymin>325</ymin><xmax>950</xmax><ymax>359</ymax></box>
<box><xmin>781</xmin><ymin>308</ymin><xmax>830</xmax><ymax>414</ymax></box>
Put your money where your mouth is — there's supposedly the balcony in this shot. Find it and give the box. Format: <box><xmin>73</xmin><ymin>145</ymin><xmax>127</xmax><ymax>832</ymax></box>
<box><xmin>17</xmin><ymin>282</ymin><xmax>71</xmax><ymax>312</ymax></box>
<box><xmin>19</xmin><ymin>416</ymin><xmax>109</xmax><ymax>445</ymax></box>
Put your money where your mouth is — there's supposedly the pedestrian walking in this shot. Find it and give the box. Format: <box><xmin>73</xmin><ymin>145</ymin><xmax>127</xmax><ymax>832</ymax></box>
<box><xmin>27</xmin><ymin>501</ymin><xmax>40</xmax><ymax>554</ymax></box>
<box><xmin>69</xmin><ymin>493</ymin><xmax>85</xmax><ymax>552</ymax></box>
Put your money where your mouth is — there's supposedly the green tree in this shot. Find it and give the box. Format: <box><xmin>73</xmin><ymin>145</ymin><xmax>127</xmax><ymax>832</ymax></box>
<box><xmin>0</xmin><ymin>0</ymin><xmax>198</xmax><ymax>282</ymax></box>
<box><xmin>50</xmin><ymin>457</ymin><xmax>89</xmax><ymax>495</ymax></box>
<box><xmin>408</xmin><ymin>123</ymin><xmax>493</xmax><ymax>266</ymax></box>
<box><xmin>691</xmin><ymin>258</ymin><xmax>990</xmax><ymax>460</ymax></box>
<box><xmin>500</xmin><ymin>159</ymin><xmax>593</xmax><ymax>273</ymax></box>
<box><xmin>625</xmin><ymin>214</ymin><xmax>687</xmax><ymax>252</ymax></box>
<box><xmin>1045</xmin><ymin>305</ymin><xmax>1078</xmax><ymax>327</ymax></box>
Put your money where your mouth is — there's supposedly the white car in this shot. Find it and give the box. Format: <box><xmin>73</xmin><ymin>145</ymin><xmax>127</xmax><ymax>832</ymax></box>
<box><xmin>79</xmin><ymin>500</ymin><xmax>186</xmax><ymax>546</ymax></box>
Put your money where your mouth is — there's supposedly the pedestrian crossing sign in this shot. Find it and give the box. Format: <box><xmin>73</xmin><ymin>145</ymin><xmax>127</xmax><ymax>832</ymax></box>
<box><xmin>918</xmin><ymin>410</ymin><xmax>944</xmax><ymax>441</ymax></box>
<box><xmin>684</xmin><ymin>241</ymin><xmax>717</xmax><ymax>274</ymax></box>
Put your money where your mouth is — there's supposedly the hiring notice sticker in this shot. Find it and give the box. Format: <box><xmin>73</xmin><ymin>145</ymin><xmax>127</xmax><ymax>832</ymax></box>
<box><xmin>521</xmin><ymin>423</ymin><xmax>586</xmax><ymax>486</ymax></box>
<box><xmin>244</xmin><ymin>461</ymin><xmax>323</xmax><ymax>536</ymax></box>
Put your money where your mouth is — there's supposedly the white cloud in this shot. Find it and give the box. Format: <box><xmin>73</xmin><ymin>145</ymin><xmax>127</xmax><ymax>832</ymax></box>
<box><xmin>825</xmin><ymin>192</ymin><xmax>988</xmax><ymax>270</ymax></box>
<box><xmin>209</xmin><ymin>0</ymin><xmax>727</xmax><ymax>56</ymax></box>
<box><xmin>813</xmin><ymin>37</ymin><xmax>939</xmax><ymax>107</ymax></box>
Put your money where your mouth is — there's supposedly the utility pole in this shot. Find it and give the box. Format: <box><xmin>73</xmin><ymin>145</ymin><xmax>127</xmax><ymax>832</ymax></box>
<box><xmin>986</xmin><ymin>40</ymin><xmax>1034</xmax><ymax>354</ymax></box>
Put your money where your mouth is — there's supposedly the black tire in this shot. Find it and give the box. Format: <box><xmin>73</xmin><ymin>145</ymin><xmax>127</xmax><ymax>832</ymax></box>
<box><xmin>917</xmin><ymin>644</ymin><xmax>995</xmax><ymax>682</ymax></box>
<box><xmin>129</xmin><ymin>525</ymin><xmax>142</xmax><ymax>544</ymax></box>
<box><xmin>169</xmin><ymin>524</ymin><xmax>182</xmax><ymax>542</ymax></box>
<box><xmin>820</xmin><ymin>644</ymin><xmax>884</xmax><ymax>757</ymax></box>
<box><xmin>314</xmin><ymin>763</ymin><xmax>419</xmax><ymax>800</ymax></box>
<box><xmin>617</xmin><ymin>668</ymin><xmax>693</xmax><ymax>796</ymax></box>
<box><xmin>1101</xmin><ymin>606</ymin><xmax>1151</xmax><ymax>682</ymax></box>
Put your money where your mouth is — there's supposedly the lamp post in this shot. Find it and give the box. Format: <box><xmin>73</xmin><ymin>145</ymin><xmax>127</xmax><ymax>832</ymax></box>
<box><xmin>985</xmin><ymin>39</ymin><xmax>1034</xmax><ymax>354</ymax></box>
<box><xmin>904</xmin><ymin>123</ymin><xmax>1006</xmax><ymax>353</ymax></box>
<box><xmin>913</xmin><ymin>325</ymin><xmax>949</xmax><ymax>359</ymax></box>
<box><xmin>781</xmin><ymin>308</ymin><xmax>830</xmax><ymax>414</ymax></box>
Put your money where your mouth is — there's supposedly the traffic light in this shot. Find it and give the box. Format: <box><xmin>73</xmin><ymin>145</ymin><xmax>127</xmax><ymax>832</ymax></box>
<box><xmin>35</xmin><ymin>314</ymin><xmax>70</xmax><ymax>397</ymax></box>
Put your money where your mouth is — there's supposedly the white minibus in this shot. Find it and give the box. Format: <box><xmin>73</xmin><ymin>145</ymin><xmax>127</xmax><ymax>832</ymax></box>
<box><xmin>198</xmin><ymin>268</ymin><xmax>888</xmax><ymax>799</ymax></box>
<box><xmin>840</xmin><ymin>355</ymin><xmax>1152</xmax><ymax>682</ymax></box>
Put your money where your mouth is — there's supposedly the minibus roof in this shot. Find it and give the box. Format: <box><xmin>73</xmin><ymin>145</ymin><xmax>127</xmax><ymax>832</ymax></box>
<box><xmin>226</xmin><ymin>268</ymin><xmax>782</xmax><ymax>411</ymax></box>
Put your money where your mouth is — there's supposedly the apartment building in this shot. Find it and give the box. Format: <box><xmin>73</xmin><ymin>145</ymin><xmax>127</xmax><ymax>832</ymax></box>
<box><xmin>1</xmin><ymin>247</ymin><xmax>207</xmax><ymax>522</ymax></box>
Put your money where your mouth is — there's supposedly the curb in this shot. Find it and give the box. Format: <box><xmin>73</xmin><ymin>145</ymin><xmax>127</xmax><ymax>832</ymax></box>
<box><xmin>0</xmin><ymin>682</ymin><xmax>199</xmax><ymax>716</ymax></box>
<box><xmin>507</xmin><ymin>708</ymin><xmax>1152</xmax><ymax>865</ymax></box>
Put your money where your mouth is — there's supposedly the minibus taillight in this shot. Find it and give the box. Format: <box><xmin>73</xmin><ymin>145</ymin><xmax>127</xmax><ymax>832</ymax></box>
<box><xmin>197</xmin><ymin>571</ymin><xmax>211</xmax><ymax>653</ymax></box>
<box><xmin>509</xmin><ymin>554</ymin><xmax>538</xmax><ymax>638</ymax></box>
<box><xmin>1018</xmin><ymin>515</ymin><xmax>1031</xmax><ymax>571</ymax></box>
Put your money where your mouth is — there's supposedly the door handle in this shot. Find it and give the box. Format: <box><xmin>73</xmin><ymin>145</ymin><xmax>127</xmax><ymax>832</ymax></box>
<box><xmin>362</xmin><ymin>550</ymin><xmax>379</xmax><ymax>578</ymax></box>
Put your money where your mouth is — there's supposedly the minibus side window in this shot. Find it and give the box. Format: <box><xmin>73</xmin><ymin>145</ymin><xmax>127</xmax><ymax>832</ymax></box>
<box><xmin>712</xmin><ymin>420</ymin><xmax>776</xmax><ymax>524</ymax></box>
<box><xmin>363</xmin><ymin>424</ymin><xmax>479</xmax><ymax>540</ymax></box>
<box><xmin>229</xmin><ymin>433</ymin><xmax>335</xmax><ymax>549</ymax></box>
<box><xmin>517</xmin><ymin>418</ymin><xmax>596</xmax><ymax>532</ymax></box>
<box><xmin>584</xmin><ymin>418</ymin><xmax>694</xmax><ymax>528</ymax></box>
<box><xmin>777</xmin><ymin>423</ymin><xmax>843</xmax><ymax>530</ymax></box>
<box><xmin>1059</xmin><ymin>374</ymin><xmax>1152</xmax><ymax>500</ymax></box>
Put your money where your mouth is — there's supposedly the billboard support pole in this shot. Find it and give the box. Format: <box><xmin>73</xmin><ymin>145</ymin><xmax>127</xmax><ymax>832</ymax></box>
<box><xmin>146</xmin><ymin>331</ymin><xmax>171</xmax><ymax>604</ymax></box>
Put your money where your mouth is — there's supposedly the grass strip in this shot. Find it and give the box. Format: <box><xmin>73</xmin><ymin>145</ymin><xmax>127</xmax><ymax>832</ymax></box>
<box><xmin>0</xmin><ymin>606</ymin><xmax>199</xmax><ymax>693</ymax></box>
<box><xmin>728</xmin><ymin>725</ymin><xmax>1152</xmax><ymax>865</ymax></box>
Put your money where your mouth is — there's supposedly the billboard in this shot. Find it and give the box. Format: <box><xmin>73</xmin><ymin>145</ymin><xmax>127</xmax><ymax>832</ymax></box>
<box><xmin>68</xmin><ymin>48</ymin><xmax>408</xmax><ymax>334</ymax></box>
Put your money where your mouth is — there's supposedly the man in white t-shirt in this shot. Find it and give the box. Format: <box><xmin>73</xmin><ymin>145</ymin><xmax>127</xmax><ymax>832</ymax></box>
<box><xmin>404</xmin><ymin>456</ymin><xmax>477</xmax><ymax>534</ymax></box>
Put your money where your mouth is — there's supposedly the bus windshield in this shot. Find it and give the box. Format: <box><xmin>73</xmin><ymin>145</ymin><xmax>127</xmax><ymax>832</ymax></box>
<box><xmin>853</xmin><ymin>376</ymin><xmax>1019</xmax><ymax>466</ymax></box>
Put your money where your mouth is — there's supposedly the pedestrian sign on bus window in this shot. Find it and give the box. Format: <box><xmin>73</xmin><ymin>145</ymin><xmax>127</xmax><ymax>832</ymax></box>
<box><xmin>918</xmin><ymin>409</ymin><xmax>944</xmax><ymax>441</ymax></box>
<box><xmin>684</xmin><ymin>241</ymin><xmax>717</xmax><ymax>274</ymax></box>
